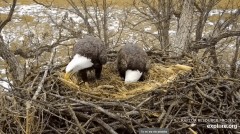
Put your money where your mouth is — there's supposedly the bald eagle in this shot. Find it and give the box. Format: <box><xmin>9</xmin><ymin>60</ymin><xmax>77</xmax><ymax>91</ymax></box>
<box><xmin>117</xmin><ymin>43</ymin><xmax>150</xmax><ymax>83</ymax></box>
<box><xmin>65</xmin><ymin>36</ymin><xmax>107</xmax><ymax>82</ymax></box>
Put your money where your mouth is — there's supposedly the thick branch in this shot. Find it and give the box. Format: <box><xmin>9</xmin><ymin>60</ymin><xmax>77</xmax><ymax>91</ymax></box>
<box><xmin>194</xmin><ymin>0</ymin><xmax>218</xmax><ymax>41</ymax></box>
<box><xmin>0</xmin><ymin>36</ymin><xmax>24</xmax><ymax>84</ymax></box>
<box><xmin>0</xmin><ymin>0</ymin><xmax>16</xmax><ymax>32</ymax></box>
<box><xmin>192</xmin><ymin>31</ymin><xmax>240</xmax><ymax>50</ymax></box>
<box><xmin>14</xmin><ymin>32</ymin><xmax>72</xmax><ymax>58</ymax></box>
<box><xmin>212</xmin><ymin>31</ymin><xmax>240</xmax><ymax>43</ymax></box>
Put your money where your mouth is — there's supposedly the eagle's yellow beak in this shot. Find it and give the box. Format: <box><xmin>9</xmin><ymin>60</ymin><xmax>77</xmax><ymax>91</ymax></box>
<box><xmin>64</xmin><ymin>72</ymin><xmax>72</xmax><ymax>80</ymax></box>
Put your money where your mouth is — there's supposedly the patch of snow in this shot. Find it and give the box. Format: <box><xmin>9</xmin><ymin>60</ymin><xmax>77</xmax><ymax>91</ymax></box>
<box><xmin>169</xmin><ymin>30</ymin><xmax>176</xmax><ymax>35</ymax></box>
<box><xmin>0</xmin><ymin>78</ymin><xmax>11</xmax><ymax>90</ymax></box>
<box><xmin>0</xmin><ymin>81</ymin><xmax>10</xmax><ymax>89</ymax></box>
<box><xmin>236</xmin><ymin>60</ymin><xmax>240</xmax><ymax>66</ymax></box>
<box><xmin>209</xmin><ymin>9</ymin><xmax>223</xmax><ymax>16</ymax></box>
<box><xmin>0</xmin><ymin>69</ymin><xmax>6</xmax><ymax>74</ymax></box>
<box><xmin>209</xmin><ymin>9</ymin><xmax>238</xmax><ymax>16</ymax></box>
<box><xmin>206</xmin><ymin>21</ymin><xmax>214</xmax><ymax>26</ymax></box>
<box><xmin>226</xmin><ymin>24</ymin><xmax>233</xmax><ymax>30</ymax></box>
<box><xmin>109</xmin><ymin>21</ymin><xmax>119</xmax><ymax>31</ymax></box>
<box><xmin>19</xmin><ymin>36</ymin><xmax>25</xmax><ymax>41</ymax></box>
<box><xmin>153</xmin><ymin>31</ymin><xmax>158</xmax><ymax>35</ymax></box>
<box><xmin>144</xmin><ymin>27</ymin><xmax>151</xmax><ymax>32</ymax></box>
<box><xmin>126</xmin><ymin>33</ymin><xmax>138</xmax><ymax>44</ymax></box>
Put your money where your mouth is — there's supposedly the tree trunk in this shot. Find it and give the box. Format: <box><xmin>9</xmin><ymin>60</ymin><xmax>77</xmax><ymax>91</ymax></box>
<box><xmin>0</xmin><ymin>36</ymin><xmax>24</xmax><ymax>84</ymax></box>
<box><xmin>103</xmin><ymin>0</ymin><xmax>109</xmax><ymax>48</ymax></box>
<box><xmin>174</xmin><ymin>0</ymin><xmax>195</xmax><ymax>56</ymax></box>
<box><xmin>0</xmin><ymin>0</ymin><xmax>24</xmax><ymax>85</ymax></box>
<box><xmin>230</xmin><ymin>37</ymin><xmax>240</xmax><ymax>78</ymax></box>
<box><xmin>195</xmin><ymin>0</ymin><xmax>216</xmax><ymax>41</ymax></box>
<box><xmin>159</xmin><ymin>0</ymin><xmax>171</xmax><ymax>56</ymax></box>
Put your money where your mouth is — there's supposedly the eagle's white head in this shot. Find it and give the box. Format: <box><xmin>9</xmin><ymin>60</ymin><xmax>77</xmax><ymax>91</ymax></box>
<box><xmin>125</xmin><ymin>70</ymin><xmax>143</xmax><ymax>83</ymax></box>
<box><xmin>65</xmin><ymin>54</ymin><xmax>93</xmax><ymax>78</ymax></box>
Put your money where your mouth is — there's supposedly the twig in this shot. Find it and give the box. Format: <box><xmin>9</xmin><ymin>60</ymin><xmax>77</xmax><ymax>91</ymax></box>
<box><xmin>126</xmin><ymin>95</ymin><xmax>154</xmax><ymax>115</ymax></box>
<box><xmin>195</xmin><ymin>85</ymin><xmax>216</xmax><ymax>102</ymax></box>
<box><xmin>32</xmin><ymin>48</ymin><xmax>56</xmax><ymax>100</ymax></box>
<box><xmin>157</xmin><ymin>100</ymin><xmax>166</xmax><ymax>123</ymax></box>
<box><xmin>67</xmin><ymin>106</ymin><xmax>86</xmax><ymax>134</ymax></box>
<box><xmin>82</xmin><ymin>113</ymin><xmax>98</xmax><ymax>128</ymax></box>
<box><xmin>0</xmin><ymin>129</ymin><xmax>6</xmax><ymax>134</ymax></box>
<box><xmin>25</xmin><ymin>101</ymin><xmax>32</xmax><ymax>134</ymax></box>
<box><xmin>33</xmin><ymin>0</ymin><xmax>53</xmax><ymax>8</ymax></box>
<box><xmin>76</xmin><ymin>112</ymin><xmax>118</xmax><ymax>134</ymax></box>
<box><xmin>188</xmin><ymin>128</ymin><xmax>197</xmax><ymax>134</ymax></box>
<box><xmin>160</xmin><ymin>100</ymin><xmax>178</xmax><ymax>128</ymax></box>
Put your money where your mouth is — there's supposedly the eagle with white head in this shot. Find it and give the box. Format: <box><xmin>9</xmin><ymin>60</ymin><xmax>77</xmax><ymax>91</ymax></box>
<box><xmin>65</xmin><ymin>36</ymin><xmax>107</xmax><ymax>82</ymax></box>
<box><xmin>117</xmin><ymin>43</ymin><xmax>150</xmax><ymax>83</ymax></box>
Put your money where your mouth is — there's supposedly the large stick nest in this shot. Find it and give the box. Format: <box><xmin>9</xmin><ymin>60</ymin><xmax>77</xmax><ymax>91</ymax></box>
<box><xmin>0</xmin><ymin>60</ymin><xmax>240</xmax><ymax>134</ymax></box>
<box><xmin>59</xmin><ymin>63</ymin><xmax>192</xmax><ymax>100</ymax></box>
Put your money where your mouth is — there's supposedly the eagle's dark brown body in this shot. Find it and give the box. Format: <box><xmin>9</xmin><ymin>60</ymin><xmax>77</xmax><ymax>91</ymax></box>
<box><xmin>73</xmin><ymin>36</ymin><xmax>107</xmax><ymax>81</ymax></box>
<box><xmin>117</xmin><ymin>43</ymin><xmax>150</xmax><ymax>81</ymax></box>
